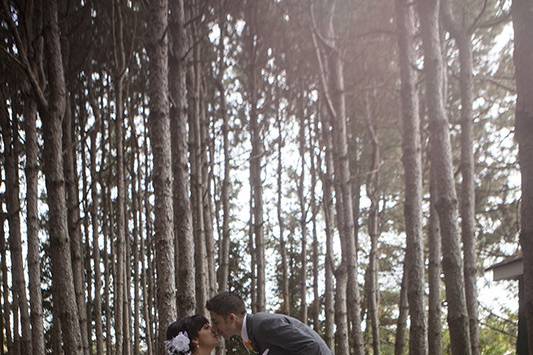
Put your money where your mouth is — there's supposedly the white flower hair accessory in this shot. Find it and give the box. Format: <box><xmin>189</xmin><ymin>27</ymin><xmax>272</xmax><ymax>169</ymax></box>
<box><xmin>165</xmin><ymin>331</ymin><xmax>191</xmax><ymax>355</ymax></box>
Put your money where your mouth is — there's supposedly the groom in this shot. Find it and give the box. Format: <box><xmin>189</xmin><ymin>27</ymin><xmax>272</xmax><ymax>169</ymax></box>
<box><xmin>206</xmin><ymin>292</ymin><xmax>332</xmax><ymax>355</ymax></box>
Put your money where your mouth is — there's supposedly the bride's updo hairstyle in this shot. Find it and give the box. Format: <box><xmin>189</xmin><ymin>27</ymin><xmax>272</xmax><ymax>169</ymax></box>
<box><xmin>166</xmin><ymin>315</ymin><xmax>209</xmax><ymax>355</ymax></box>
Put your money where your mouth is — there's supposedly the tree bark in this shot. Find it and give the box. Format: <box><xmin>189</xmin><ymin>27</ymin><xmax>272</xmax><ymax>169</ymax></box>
<box><xmin>88</xmin><ymin>104</ymin><xmax>104</xmax><ymax>355</ymax></box>
<box><xmin>440</xmin><ymin>3</ymin><xmax>480</xmax><ymax>352</ymax></box>
<box><xmin>512</xmin><ymin>0</ymin><xmax>533</xmax><ymax>351</ymax></box>
<box><xmin>169</xmin><ymin>0</ymin><xmax>196</xmax><ymax>318</ymax></box>
<box><xmin>0</xmin><ymin>189</ymin><xmax>12</xmax><ymax>354</ymax></box>
<box><xmin>394</xmin><ymin>264</ymin><xmax>408</xmax><ymax>355</ymax></box>
<box><xmin>111</xmin><ymin>0</ymin><xmax>128</xmax><ymax>351</ymax></box>
<box><xmin>142</xmin><ymin>117</ymin><xmax>155</xmax><ymax>355</ymax></box>
<box><xmin>188</xmin><ymin>25</ymin><xmax>208</xmax><ymax>315</ymax></box>
<box><xmin>129</xmin><ymin>128</ymin><xmax>141</xmax><ymax>355</ymax></box>
<box><xmin>202</xmin><ymin>98</ymin><xmax>217</xmax><ymax>300</ymax></box>
<box><xmin>0</xmin><ymin>231</ymin><xmax>3</xmax><ymax>355</ymax></box>
<box><xmin>24</xmin><ymin>99</ymin><xmax>45</xmax><ymax>355</ymax></box>
<box><xmin>100</xmin><ymin>120</ymin><xmax>113</xmax><ymax>355</ymax></box>
<box><xmin>312</xmin><ymin>2</ymin><xmax>364</xmax><ymax>352</ymax></box>
<box><xmin>148</xmin><ymin>0</ymin><xmax>178</xmax><ymax>352</ymax></box>
<box><xmin>217</xmin><ymin>10</ymin><xmax>231</xmax><ymax>296</ymax></box>
<box><xmin>416</xmin><ymin>0</ymin><xmax>471</xmax><ymax>353</ymax></box>
<box><xmin>364</xmin><ymin>94</ymin><xmax>381</xmax><ymax>355</ymax></box>
<box><xmin>329</xmin><ymin>22</ymin><xmax>364</xmax><ymax>355</ymax></box>
<box><xmin>334</xmin><ymin>265</ymin><xmax>349</xmax><ymax>355</ymax></box>
<box><xmin>247</xmin><ymin>0</ymin><xmax>266</xmax><ymax>312</ymax></box>
<box><xmin>298</xmin><ymin>91</ymin><xmax>308</xmax><ymax>324</ymax></box>
<box><xmin>428</xmin><ymin>160</ymin><xmax>443</xmax><ymax>355</ymax></box>
<box><xmin>310</xmin><ymin>115</ymin><xmax>320</xmax><ymax>331</ymax></box>
<box><xmin>62</xmin><ymin>97</ymin><xmax>89</xmax><ymax>355</ymax></box>
<box><xmin>276</xmin><ymin>97</ymin><xmax>290</xmax><ymax>316</ymax></box>
<box><xmin>0</xmin><ymin>102</ymin><xmax>32</xmax><ymax>355</ymax></box>
<box><xmin>395</xmin><ymin>1</ymin><xmax>428</xmax><ymax>353</ymax></box>
<box><xmin>39</xmin><ymin>1</ymin><xmax>84</xmax><ymax>352</ymax></box>
<box><xmin>318</xmin><ymin>98</ymin><xmax>335</xmax><ymax>351</ymax></box>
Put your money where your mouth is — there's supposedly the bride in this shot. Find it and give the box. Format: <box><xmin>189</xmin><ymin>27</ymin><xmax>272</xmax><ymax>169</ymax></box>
<box><xmin>165</xmin><ymin>315</ymin><xmax>220</xmax><ymax>355</ymax></box>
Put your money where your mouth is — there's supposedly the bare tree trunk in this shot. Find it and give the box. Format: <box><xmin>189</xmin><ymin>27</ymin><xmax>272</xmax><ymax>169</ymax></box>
<box><xmin>0</xmin><ymin>109</ymin><xmax>25</xmax><ymax>355</ymax></box>
<box><xmin>100</xmin><ymin>121</ymin><xmax>113</xmax><ymax>355</ymax></box>
<box><xmin>124</xmin><ymin>184</ymin><xmax>132</xmax><ymax>355</ymax></box>
<box><xmin>416</xmin><ymin>0</ymin><xmax>471</xmax><ymax>353</ymax></box>
<box><xmin>395</xmin><ymin>1</ymin><xmax>427</xmax><ymax>353</ymax></box>
<box><xmin>0</xmin><ymin>193</ymin><xmax>12</xmax><ymax>354</ymax></box>
<box><xmin>440</xmin><ymin>3</ymin><xmax>479</xmax><ymax>352</ymax></box>
<box><xmin>188</xmin><ymin>22</ymin><xmax>208</xmax><ymax>314</ymax></box>
<box><xmin>315</xmin><ymin>2</ymin><xmax>365</xmax><ymax>351</ymax></box>
<box><xmin>129</xmin><ymin>131</ymin><xmax>141</xmax><ymax>355</ymax></box>
<box><xmin>13</xmin><ymin>299</ymin><xmax>20</xmax><ymax>355</ymax></box>
<box><xmin>334</xmin><ymin>265</ymin><xmax>349</xmax><ymax>355</ymax></box>
<box><xmin>142</xmin><ymin>118</ymin><xmax>154</xmax><ymax>355</ymax></box>
<box><xmin>201</xmin><ymin>94</ymin><xmax>217</xmax><ymax>299</ymax></box>
<box><xmin>75</xmin><ymin>107</ymin><xmax>91</xmax><ymax>354</ymax></box>
<box><xmin>246</xmin><ymin>1</ymin><xmax>266</xmax><ymax>312</ymax></box>
<box><xmin>310</xmin><ymin>115</ymin><xmax>320</xmax><ymax>331</ymax></box>
<box><xmin>217</xmin><ymin>10</ymin><xmax>231</xmax><ymax>296</ymax></box>
<box><xmin>428</xmin><ymin>161</ymin><xmax>442</xmax><ymax>355</ymax></box>
<box><xmin>456</xmin><ymin>33</ymin><xmax>479</xmax><ymax>355</ymax></box>
<box><xmin>319</xmin><ymin>6</ymin><xmax>365</xmax><ymax>353</ymax></box>
<box><xmin>318</xmin><ymin>99</ymin><xmax>335</xmax><ymax>351</ymax></box>
<box><xmin>63</xmin><ymin>98</ymin><xmax>89</xmax><ymax>355</ymax></box>
<box><xmin>0</xmin><ymin>104</ymin><xmax>32</xmax><ymax>355</ymax></box>
<box><xmin>143</xmin><ymin>115</ymin><xmax>158</xmax><ymax>352</ymax></box>
<box><xmin>298</xmin><ymin>91</ymin><xmax>308</xmax><ymax>324</ymax></box>
<box><xmin>0</xmin><ymin>226</ymin><xmax>3</xmax><ymax>355</ymax></box>
<box><xmin>276</xmin><ymin>101</ymin><xmax>290</xmax><ymax>316</ymax></box>
<box><xmin>49</xmin><ymin>281</ymin><xmax>65</xmax><ymax>355</ymax></box>
<box><xmin>24</xmin><ymin>99</ymin><xmax>45</xmax><ymax>355</ymax></box>
<box><xmin>148</xmin><ymin>0</ymin><xmax>178</xmax><ymax>352</ymax></box>
<box><xmin>0</xmin><ymin>188</ymin><xmax>3</xmax><ymax>355</ymax></box>
<box><xmin>88</xmin><ymin>102</ymin><xmax>104</xmax><ymax>355</ymax></box>
<box><xmin>512</xmin><ymin>0</ymin><xmax>533</xmax><ymax>351</ymax></box>
<box><xmin>364</xmin><ymin>95</ymin><xmax>381</xmax><ymax>355</ymax></box>
<box><xmin>249</xmin><ymin>185</ymin><xmax>257</xmax><ymax>313</ymax></box>
<box><xmin>111</xmin><ymin>0</ymin><xmax>128</xmax><ymax>351</ymax></box>
<box><xmin>394</xmin><ymin>264</ymin><xmax>408</xmax><ymax>355</ymax></box>
<box><xmin>40</xmin><ymin>2</ymin><xmax>84</xmax><ymax>352</ymax></box>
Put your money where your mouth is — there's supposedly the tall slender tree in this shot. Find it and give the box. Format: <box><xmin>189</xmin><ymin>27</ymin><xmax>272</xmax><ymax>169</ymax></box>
<box><xmin>148</xmin><ymin>0</ymin><xmax>177</xmax><ymax>353</ymax></box>
<box><xmin>217</xmin><ymin>4</ymin><xmax>231</xmax><ymax>295</ymax></box>
<box><xmin>364</xmin><ymin>93</ymin><xmax>381</xmax><ymax>355</ymax></box>
<box><xmin>0</xmin><ymin>98</ymin><xmax>32</xmax><ymax>355</ymax></box>
<box><xmin>88</xmin><ymin>94</ymin><xmax>104</xmax><ymax>355</ymax></box>
<box><xmin>512</xmin><ymin>0</ymin><xmax>533</xmax><ymax>351</ymax></box>
<box><xmin>317</xmin><ymin>100</ymin><xmax>335</xmax><ymax>350</ymax></box>
<box><xmin>416</xmin><ymin>0</ymin><xmax>471</xmax><ymax>353</ymax></box>
<box><xmin>395</xmin><ymin>0</ymin><xmax>427</xmax><ymax>353</ymax></box>
<box><xmin>63</xmin><ymin>96</ymin><xmax>89</xmax><ymax>355</ymax></box>
<box><xmin>428</xmin><ymin>159</ymin><xmax>443</xmax><ymax>355</ymax></box>
<box><xmin>24</xmin><ymin>97</ymin><xmax>45</xmax><ymax>355</ymax></box>
<box><xmin>277</xmin><ymin>94</ymin><xmax>290</xmax><ymax>316</ymax></box>
<box><xmin>247</xmin><ymin>0</ymin><xmax>266</xmax><ymax>312</ymax></box>
<box><xmin>111</xmin><ymin>1</ymin><xmax>128</xmax><ymax>351</ymax></box>
<box><xmin>312</xmin><ymin>1</ymin><xmax>364</xmax><ymax>353</ymax></box>
<box><xmin>169</xmin><ymin>0</ymin><xmax>196</xmax><ymax>318</ymax></box>
<box><xmin>440</xmin><ymin>2</ymin><xmax>480</xmax><ymax>353</ymax></box>
<box><xmin>298</xmin><ymin>90</ymin><xmax>308</xmax><ymax>324</ymax></box>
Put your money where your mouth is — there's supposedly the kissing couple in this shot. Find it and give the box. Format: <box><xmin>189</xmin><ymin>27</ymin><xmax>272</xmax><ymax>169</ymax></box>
<box><xmin>165</xmin><ymin>292</ymin><xmax>333</xmax><ymax>355</ymax></box>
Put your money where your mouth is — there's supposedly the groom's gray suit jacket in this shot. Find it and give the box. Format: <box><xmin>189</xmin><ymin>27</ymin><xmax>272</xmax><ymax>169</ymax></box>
<box><xmin>245</xmin><ymin>312</ymin><xmax>332</xmax><ymax>355</ymax></box>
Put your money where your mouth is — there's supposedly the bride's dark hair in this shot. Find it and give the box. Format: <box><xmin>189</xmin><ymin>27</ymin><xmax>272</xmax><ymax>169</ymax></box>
<box><xmin>166</xmin><ymin>315</ymin><xmax>209</xmax><ymax>354</ymax></box>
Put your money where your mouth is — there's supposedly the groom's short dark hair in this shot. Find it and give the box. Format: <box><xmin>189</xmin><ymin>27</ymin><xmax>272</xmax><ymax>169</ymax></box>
<box><xmin>206</xmin><ymin>292</ymin><xmax>246</xmax><ymax>316</ymax></box>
